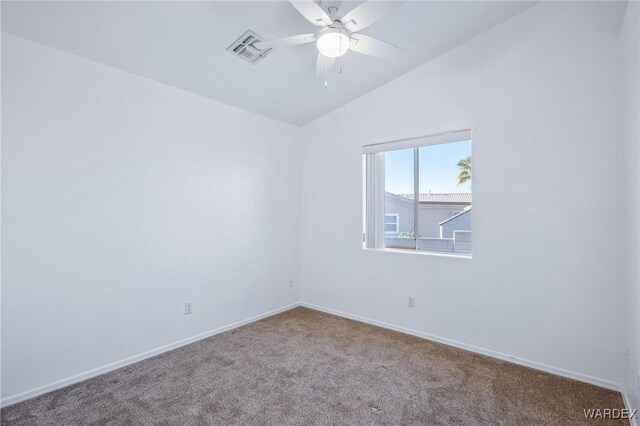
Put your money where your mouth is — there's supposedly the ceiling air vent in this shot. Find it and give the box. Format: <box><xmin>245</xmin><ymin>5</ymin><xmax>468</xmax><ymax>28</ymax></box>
<box><xmin>227</xmin><ymin>30</ymin><xmax>272</xmax><ymax>65</ymax></box>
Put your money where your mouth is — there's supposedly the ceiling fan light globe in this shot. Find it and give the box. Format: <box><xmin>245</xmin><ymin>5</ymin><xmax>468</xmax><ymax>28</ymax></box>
<box><xmin>316</xmin><ymin>31</ymin><xmax>350</xmax><ymax>58</ymax></box>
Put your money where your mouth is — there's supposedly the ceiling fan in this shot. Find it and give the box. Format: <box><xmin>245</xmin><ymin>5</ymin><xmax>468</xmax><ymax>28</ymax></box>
<box><xmin>254</xmin><ymin>0</ymin><xmax>405</xmax><ymax>79</ymax></box>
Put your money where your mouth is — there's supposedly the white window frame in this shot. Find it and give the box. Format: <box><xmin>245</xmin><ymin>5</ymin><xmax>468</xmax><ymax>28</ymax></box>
<box><xmin>384</xmin><ymin>214</ymin><xmax>399</xmax><ymax>234</ymax></box>
<box><xmin>363</xmin><ymin>129</ymin><xmax>473</xmax><ymax>257</ymax></box>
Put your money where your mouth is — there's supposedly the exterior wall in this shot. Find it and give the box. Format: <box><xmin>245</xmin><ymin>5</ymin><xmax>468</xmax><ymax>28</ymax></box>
<box><xmin>384</xmin><ymin>193</ymin><xmax>469</xmax><ymax>238</ymax></box>
<box><xmin>384</xmin><ymin>195</ymin><xmax>414</xmax><ymax>235</ymax></box>
<box><xmin>440</xmin><ymin>210</ymin><xmax>472</xmax><ymax>238</ymax></box>
<box><xmin>453</xmin><ymin>231</ymin><xmax>472</xmax><ymax>253</ymax></box>
<box><xmin>419</xmin><ymin>204</ymin><xmax>468</xmax><ymax>238</ymax></box>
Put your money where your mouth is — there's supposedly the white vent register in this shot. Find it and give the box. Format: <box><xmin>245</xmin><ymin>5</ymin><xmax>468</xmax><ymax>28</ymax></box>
<box><xmin>227</xmin><ymin>30</ymin><xmax>272</xmax><ymax>64</ymax></box>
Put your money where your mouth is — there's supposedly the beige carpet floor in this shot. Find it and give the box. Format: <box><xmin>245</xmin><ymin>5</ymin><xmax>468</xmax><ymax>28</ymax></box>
<box><xmin>1</xmin><ymin>307</ymin><xmax>626</xmax><ymax>425</ymax></box>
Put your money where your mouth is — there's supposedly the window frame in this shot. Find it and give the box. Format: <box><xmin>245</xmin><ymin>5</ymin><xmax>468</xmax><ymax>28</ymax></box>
<box><xmin>362</xmin><ymin>129</ymin><xmax>473</xmax><ymax>258</ymax></box>
<box><xmin>384</xmin><ymin>214</ymin><xmax>400</xmax><ymax>235</ymax></box>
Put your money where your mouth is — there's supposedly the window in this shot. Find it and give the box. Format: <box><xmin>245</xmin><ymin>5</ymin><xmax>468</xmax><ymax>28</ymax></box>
<box><xmin>384</xmin><ymin>214</ymin><xmax>399</xmax><ymax>234</ymax></box>
<box><xmin>363</xmin><ymin>130</ymin><xmax>472</xmax><ymax>256</ymax></box>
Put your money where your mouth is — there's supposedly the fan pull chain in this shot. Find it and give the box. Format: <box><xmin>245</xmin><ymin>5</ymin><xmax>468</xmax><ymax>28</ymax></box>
<box><xmin>325</xmin><ymin>55</ymin><xmax>329</xmax><ymax>88</ymax></box>
<box><xmin>339</xmin><ymin>37</ymin><xmax>343</xmax><ymax>74</ymax></box>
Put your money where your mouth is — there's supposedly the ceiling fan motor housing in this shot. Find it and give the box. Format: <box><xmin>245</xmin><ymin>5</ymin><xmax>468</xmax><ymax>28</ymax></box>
<box><xmin>240</xmin><ymin>1</ymin><xmax>404</xmax><ymax>71</ymax></box>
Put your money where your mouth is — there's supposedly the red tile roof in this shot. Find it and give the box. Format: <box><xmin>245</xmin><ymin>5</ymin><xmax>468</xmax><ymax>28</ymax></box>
<box><xmin>390</xmin><ymin>193</ymin><xmax>472</xmax><ymax>204</ymax></box>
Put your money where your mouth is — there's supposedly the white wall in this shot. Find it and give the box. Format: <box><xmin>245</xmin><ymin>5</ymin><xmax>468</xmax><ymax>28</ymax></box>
<box><xmin>619</xmin><ymin>0</ymin><xmax>640</xmax><ymax>413</ymax></box>
<box><xmin>1</xmin><ymin>34</ymin><xmax>301</xmax><ymax>401</ymax></box>
<box><xmin>300</xmin><ymin>1</ymin><xmax>627</xmax><ymax>387</ymax></box>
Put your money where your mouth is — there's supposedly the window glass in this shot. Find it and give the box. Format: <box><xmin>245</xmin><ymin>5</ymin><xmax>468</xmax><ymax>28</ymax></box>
<box><xmin>384</xmin><ymin>148</ymin><xmax>415</xmax><ymax>249</ymax></box>
<box><xmin>417</xmin><ymin>141</ymin><xmax>472</xmax><ymax>254</ymax></box>
<box><xmin>363</xmin><ymin>132</ymin><xmax>472</xmax><ymax>256</ymax></box>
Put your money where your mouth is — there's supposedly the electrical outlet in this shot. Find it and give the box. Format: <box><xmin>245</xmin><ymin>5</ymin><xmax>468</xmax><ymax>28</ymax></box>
<box><xmin>289</xmin><ymin>279</ymin><xmax>294</xmax><ymax>288</ymax></box>
<box><xmin>184</xmin><ymin>302</ymin><xmax>193</xmax><ymax>315</ymax></box>
<box><xmin>408</xmin><ymin>296</ymin><xmax>415</xmax><ymax>308</ymax></box>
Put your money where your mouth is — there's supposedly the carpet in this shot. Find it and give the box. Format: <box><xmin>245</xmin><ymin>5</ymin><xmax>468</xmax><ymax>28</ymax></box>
<box><xmin>1</xmin><ymin>307</ymin><xmax>626</xmax><ymax>425</ymax></box>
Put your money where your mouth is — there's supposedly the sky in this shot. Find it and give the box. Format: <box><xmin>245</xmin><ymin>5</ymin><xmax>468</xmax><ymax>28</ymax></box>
<box><xmin>384</xmin><ymin>140</ymin><xmax>472</xmax><ymax>194</ymax></box>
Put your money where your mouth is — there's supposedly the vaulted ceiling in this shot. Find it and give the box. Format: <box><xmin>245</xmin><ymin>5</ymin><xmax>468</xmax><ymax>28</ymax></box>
<box><xmin>2</xmin><ymin>1</ymin><xmax>536</xmax><ymax>125</ymax></box>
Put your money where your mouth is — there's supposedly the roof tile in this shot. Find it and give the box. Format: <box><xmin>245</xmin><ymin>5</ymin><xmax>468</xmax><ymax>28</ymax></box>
<box><xmin>392</xmin><ymin>193</ymin><xmax>472</xmax><ymax>204</ymax></box>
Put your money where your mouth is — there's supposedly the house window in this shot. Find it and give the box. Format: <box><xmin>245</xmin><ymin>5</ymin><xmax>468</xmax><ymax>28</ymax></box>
<box><xmin>363</xmin><ymin>130</ymin><xmax>472</xmax><ymax>256</ymax></box>
<box><xmin>384</xmin><ymin>214</ymin><xmax>399</xmax><ymax>234</ymax></box>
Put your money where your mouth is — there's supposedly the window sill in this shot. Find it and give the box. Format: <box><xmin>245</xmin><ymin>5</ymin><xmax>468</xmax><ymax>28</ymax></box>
<box><xmin>363</xmin><ymin>247</ymin><xmax>472</xmax><ymax>259</ymax></box>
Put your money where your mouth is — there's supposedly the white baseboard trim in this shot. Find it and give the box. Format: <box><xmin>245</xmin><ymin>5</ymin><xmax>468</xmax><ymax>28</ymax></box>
<box><xmin>301</xmin><ymin>302</ymin><xmax>623</xmax><ymax>393</ymax></box>
<box><xmin>0</xmin><ymin>302</ymin><xmax>301</xmax><ymax>408</ymax></box>
<box><xmin>622</xmin><ymin>388</ymin><xmax>640</xmax><ymax>426</ymax></box>
<box><xmin>4</xmin><ymin>301</ymin><xmax>630</xmax><ymax>418</ymax></box>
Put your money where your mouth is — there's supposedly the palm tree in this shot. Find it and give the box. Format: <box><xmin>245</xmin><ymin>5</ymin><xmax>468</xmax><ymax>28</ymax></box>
<box><xmin>457</xmin><ymin>156</ymin><xmax>471</xmax><ymax>186</ymax></box>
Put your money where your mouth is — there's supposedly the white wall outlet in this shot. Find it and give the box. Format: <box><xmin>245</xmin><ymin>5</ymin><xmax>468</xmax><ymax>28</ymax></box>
<box><xmin>408</xmin><ymin>296</ymin><xmax>415</xmax><ymax>308</ymax></box>
<box><xmin>289</xmin><ymin>279</ymin><xmax>294</xmax><ymax>288</ymax></box>
<box><xmin>184</xmin><ymin>301</ymin><xmax>193</xmax><ymax>315</ymax></box>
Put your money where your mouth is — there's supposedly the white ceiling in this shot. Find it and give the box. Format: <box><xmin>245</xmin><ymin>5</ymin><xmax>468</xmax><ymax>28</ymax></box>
<box><xmin>2</xmin><ymin>1</ymin><xmax>536</xmax><ymax>126</ymax></box>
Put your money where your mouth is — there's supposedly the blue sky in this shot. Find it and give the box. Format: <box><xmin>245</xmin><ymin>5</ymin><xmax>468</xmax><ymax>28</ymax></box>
<box><xmin>384</xmin><ymin>140</ymin><xmax>472</xmax><ymax>194</ymax></box>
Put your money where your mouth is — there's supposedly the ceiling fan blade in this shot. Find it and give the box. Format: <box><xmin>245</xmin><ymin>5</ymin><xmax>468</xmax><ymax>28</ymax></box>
<box><xmin>349</xmin><ymin>33</ymin><xmax>401</xmax><ymax>59</ymax></box>
<box><xmin>289</xmin><ymin>1</ymin><xmax>332</xmax><ymax>27</ymax></box>
<box><xmin>253</xmin><ymin>34</ymin><xmax>316</xmax><ymax>50</ymax></box>
<box><xmin>316</xmin><ymin>53</ymin><xmax>335</xmax><ymax>79</ymax></box>
<box><xmin>342</xmin><ymin>1</ymin><xmax>405</xmax><ymax>32</ymax></box>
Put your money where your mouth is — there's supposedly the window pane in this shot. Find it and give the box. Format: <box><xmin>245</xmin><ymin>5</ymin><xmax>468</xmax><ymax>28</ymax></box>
<box><xmin>418</xmin><ymin>140</ymin><xmax>472</xmax><ymax>254</ymax></box>
<box><xmin>384</xmin><ymin>148</ymin><xmax>415</xmax><ymax>249</ymax></box>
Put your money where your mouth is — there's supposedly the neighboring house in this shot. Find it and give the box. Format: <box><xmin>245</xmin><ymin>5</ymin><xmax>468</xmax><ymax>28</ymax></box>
<box><xmin>439</xmin><ymin>207</ymin><xmax>472</xmax><ymax>238</ymax></box>
<box><xmin>384</xmin><ymin>192</ymin><xmax>472</xmax><ymax>238</ymax></box>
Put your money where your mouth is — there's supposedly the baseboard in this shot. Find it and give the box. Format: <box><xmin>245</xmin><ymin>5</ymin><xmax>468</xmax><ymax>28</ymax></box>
<box><xmin>622</xmin><ymin>388</ymin><xmax>640</xmax><ymax>426</ymax></box>
<box><xmin>0</xmin><ymin>302</ymin><xmax>301</xmax><ymax>408</ymax></box>
<box><xmin>301</xmin><ymin>302</ymin><xmax>622</xmax><ymax>392</ymax></box>
<box><xmin>3</xmin><ymin>301</ymin><xmax>629</xmax><ymax>416</ymax></box>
